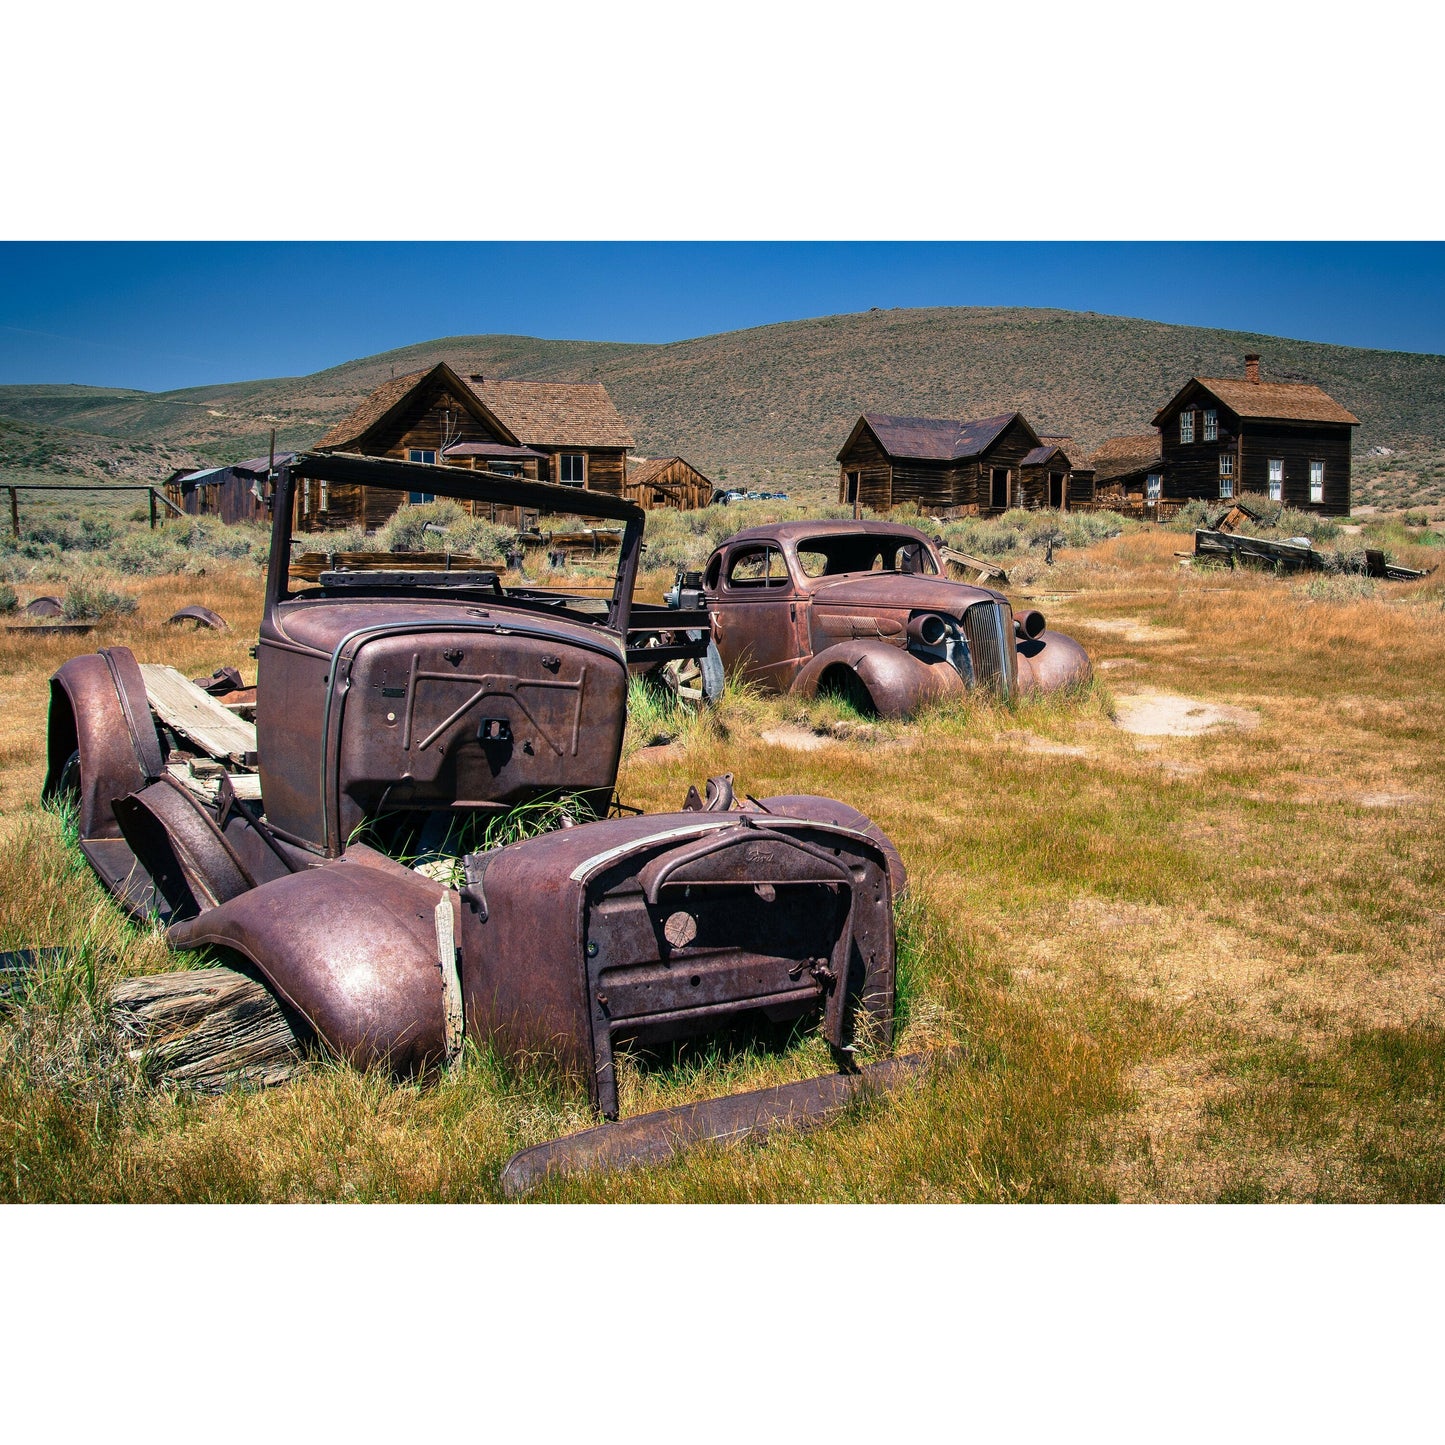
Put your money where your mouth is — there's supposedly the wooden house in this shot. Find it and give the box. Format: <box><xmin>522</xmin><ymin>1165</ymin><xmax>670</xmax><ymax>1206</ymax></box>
<box><xmin>837</xmin><ymin>411</ymin><xmax>1075</xmax><ymax>515</ymax></box>
<box><xmin>306</xmin><ymin>362</ymin><xmax>635</xmax><ymax>531</ymax></box>
<box><xmin>1088</xmin><ymin>435</ymin><xmax>1164</xmax><ymax>504</ymax></box>
<box><xmin>1020</xmin><ymin>436</ymin><xmax>1092</xmax><ymax>510</ymax></box>
<box><xmin>1151</xmin><ymin>355</ymin><xmax>1359</xmax><ymax>514</ymax></box>
<box><xmin>466</xmin><ymin>374</ymin><xmax>634</xmax><ymax>495</ymax></box>
<box><xmin>166</xmin><ymin>451</ymin><xmax>296</xmax><ymax>525</ymax></box>
<box><xmin>621</xmin><ymin>456</ymin><xmax>715</xmax><ymax>510</ymax></box>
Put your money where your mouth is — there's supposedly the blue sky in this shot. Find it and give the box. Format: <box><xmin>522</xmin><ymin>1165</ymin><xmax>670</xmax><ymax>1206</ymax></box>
<box><xmin>1</xmin><ymin>242</ymin><xmax>1442</xmax><ymax>393</ymax></box>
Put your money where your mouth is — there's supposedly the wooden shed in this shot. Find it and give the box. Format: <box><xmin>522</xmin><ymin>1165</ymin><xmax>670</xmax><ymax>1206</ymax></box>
<box><xmin>621</xmin><ymin>456</ymin><xmax>715</xmax><ymax>510</ymax></box>
<box><xmin>836</xmin><ymin>410</ymin><xmax>1059</xmax><ymax>516</ymax></box>
<box><xmin>166</xmin><ymin>451</ymin><xmax>296</xmax><ymax>525</ymax></box>
<box><xmin>1151</xmin><ymin>355</ymin><xmax>1359</xmax><ymax>514</ymax></box>
<box><xmin>1088</xmin><ymin>435</ymin><xmax>1164</xmax><ymax>505</ymax></box>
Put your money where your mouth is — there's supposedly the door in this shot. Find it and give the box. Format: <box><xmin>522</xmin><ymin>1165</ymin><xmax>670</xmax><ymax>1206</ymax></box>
<box><xmin>711</xmin><ymin>543</ymin><xmax>801</xmax><ymax>690</ymax></box>
<box><xmin>1048</xmin><ymin>471</ymin><xmax>1065</xmax><ymax>509</ymax></box>
<box><xmin>990</xmin><ymin>468</ymin><xmax>1009</xmax><ymax>510</ymax></box>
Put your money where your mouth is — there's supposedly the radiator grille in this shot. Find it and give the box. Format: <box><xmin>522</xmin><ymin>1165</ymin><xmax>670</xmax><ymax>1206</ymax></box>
<box><xmin>962</xmin><ymin>600</ymin><xmax>1016</xmax><ymax>699</ymax></box>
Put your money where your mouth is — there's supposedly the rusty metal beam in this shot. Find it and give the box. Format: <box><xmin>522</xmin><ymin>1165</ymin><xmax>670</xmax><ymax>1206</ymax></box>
<box><xmin>498</xmin><ymin>1052</ymin><xmax>944</xmax><ymax>1198</ymax></box>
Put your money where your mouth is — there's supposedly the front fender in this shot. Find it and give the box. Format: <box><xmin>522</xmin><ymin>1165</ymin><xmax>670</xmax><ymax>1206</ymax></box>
<box><xmin>166</xmin><ymin>845</ymin><xmax>449</xmax><ymax>1075</ymax></box>
<box><xmin>790</xmin><ymin>639</ymin><xmax>964</xmax><ymax>719</ymax></box>
<box><xmin>1015</xmin><ymin>630</ymin><xmax>1093</xmax><ymax>695</ymax></box>
<box><xmin>44</xmin><ymin>647</ymin><xmax>164</xmax><ymax>840</ymax></box>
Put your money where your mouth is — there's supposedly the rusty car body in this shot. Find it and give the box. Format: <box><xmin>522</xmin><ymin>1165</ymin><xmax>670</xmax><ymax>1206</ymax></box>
<box><xmin>42</xmin><ymin>454</ymin><xmax>910</xmax><ymax>1166</ymax></box>
<box><xmin>682</xmin><ymin>520</ymin><xmax>1092</xmax><ymax>717</ymax></box>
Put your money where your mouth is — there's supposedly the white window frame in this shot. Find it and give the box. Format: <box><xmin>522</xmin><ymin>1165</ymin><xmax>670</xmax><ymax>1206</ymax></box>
<box><xmin>559</xmin><ymin>453</ymin><xmax>587</xmax><ymax>487</ymax></box>
<box><xmin>1268</xmin><ymin>458</ymin><xmax>1283</xmax><ymax>502</ymax></box>
<box><xmin>1203</xmin><ymin>409</ymin><xmax>1218</xmax><ymax>442</ymax></box>
<box><xmin>1309</xmin><ymin>460</ymin><xmax>1324</xmax><ymax>504</ymax></box>
<box><xmin>1179</xmin><ymin>410</ymin><xmax>1195</xmax><ymax>445</ymax></box>
<box><xmin>407</xmin><ymin>448</ymin><xmax>436</xmax><ymax>465</ymax></box>
<box><xmin>1218</xmin><ymin>453</ymin><xmax>1235</xmax><ymax>498</ymax></box>
<box><xmin>1146</xmin><ymin>472</ymin><xmax>1162</xmax><ymax>502</ymax></box>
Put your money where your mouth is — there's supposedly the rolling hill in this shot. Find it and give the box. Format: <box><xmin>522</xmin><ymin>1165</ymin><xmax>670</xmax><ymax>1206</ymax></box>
<box><xmin>1</xmin><ymin>308</ymin><xmax>1441</xmax><ymax>489</ymax></box>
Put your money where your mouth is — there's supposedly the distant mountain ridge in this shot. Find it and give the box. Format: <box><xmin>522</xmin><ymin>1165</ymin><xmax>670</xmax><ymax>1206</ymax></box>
<box><xmin>1</xmin><ymin>308</ymin><xmax>1440</xmax><ymax>481</ymax></box>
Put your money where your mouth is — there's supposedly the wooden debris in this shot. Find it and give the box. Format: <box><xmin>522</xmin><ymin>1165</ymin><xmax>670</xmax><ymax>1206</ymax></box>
<box><xmin>937</xmin><ymin>545</ymin><xmax>1009</xmax><ymax>585</ymax></box>
<box><xmin>1195</xmin><ymin>529</ymin><xmax>1435</xmax><ymax>581</ymax></box>
<box><xmin>140</xmin><ymin>664</ymin><xmax>258</xmax><ymax>764</ymax></box>
<box><xmin>165</xmin><ymin>762</ymin><xmax>262</xmax><ymax>804</ymax></box>
<box><xmin>289</xmin><ymin>550</ymin><xmax>493</xmax><ymax>584</ymax></box>
<box><xmin>110</xmin><ymin>966</ymin><xmax>308</xmax><ymax>1092</ymax></box>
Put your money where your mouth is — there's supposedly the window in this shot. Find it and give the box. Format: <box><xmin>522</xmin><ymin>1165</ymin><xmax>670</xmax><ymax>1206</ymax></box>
<box><xmin>301</xmin><ymin>478</ymin><xmax>311</xmax><ymax>517</ymax></box>
<box><xmin>407</xmin><ymin>449</ymin><xmax>436</xmax><ymax>464</ymax></box>
<box><xmin>1203</xmin><ymin>409</ymin><xmax>1218</xmax><ymax>442</ymax></box>
<box><xmin>490</xmin><ymin>463</ymin><xmax>520</xmax><ymax>477</ymax></box>
<box><xmin>1146</xmin><ymin>472</ymin><xmax>1162</xmax><ymax>502</ymax></box>
<box><xmin>1180</xmin><ymin>411</ymin><xmax>1195</xmax><ymax>444</ymax></box>
<box><xmin>1268</xmin><ymin>458</ymin><xmax>1283</xmax><ymax>502</ymax></box>
<box><xmin>1218</xmin><ymin>453</ymin><xmax>1235</xmax><ymax>498</ymax></box>
<box><xmin>318</xmin><ymin>479</ymin><xmax>329</xmax><ymax>513</ymax></box>
<box><xmin>407</xmin><ymin>492</ymin><xmax>435</xmax><ymax>504</ymax></box>
<box><xmin>1310</xmin><ymin>460</ymin><xmax>1324</xmax><ymax>504</ymax></box>
<box><xmin>560</xmin><ymin>453</ymin><xmax>586</xmax><ymax>486</ymax></box>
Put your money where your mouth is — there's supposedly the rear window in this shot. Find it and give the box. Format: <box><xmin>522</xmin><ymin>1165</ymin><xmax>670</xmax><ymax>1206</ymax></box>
<box><xmin>795</xmin><ymin>535</ymin><xmax>938</xmax><ymax>578</ymax></box>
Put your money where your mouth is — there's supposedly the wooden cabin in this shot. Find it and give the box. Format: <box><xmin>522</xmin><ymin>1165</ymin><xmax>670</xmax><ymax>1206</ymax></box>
<box><xmin>166</xmin><ymin>451</ymin><xmax>296</xmax><ymax>525</ymax></box>
<box><xmin>1088</xmin><ymin>435</ymin><xmax>1164</xmax><ymax>506</ymax></box>
<box><xmin>836</xmin><ymin>411</ymin><xmax>1073</xmax><ymax>516</ymax></box>
<box><xmin>1151</xmin><ymin>355</ymin><xmax>1359</xmax><ymax>515</ymax></box>
<box><xmin>1019</xmin><ymin>437</ymin><xmax>1092</xmax><ymax>510</ymax></box>
<box><xmin>305</xmin><ymin>362</ymin><xmax>636</xmax><ymax>531</ymax></box>
<box><xmin>621</xmin><ymin>456</ymin><xmax>715</xmax><ymax>510</ymax></box>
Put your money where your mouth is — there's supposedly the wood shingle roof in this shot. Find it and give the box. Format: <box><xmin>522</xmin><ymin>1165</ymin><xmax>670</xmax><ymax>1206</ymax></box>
<box><xmin>1153</xmin><ymin>377</ymin><xmax>1359</xmax><ymax>427</ymax></box>
<box><xmin>467</xmin><ymin>377</ymin><xmax>635</xmax><ymax>449</ymax></box>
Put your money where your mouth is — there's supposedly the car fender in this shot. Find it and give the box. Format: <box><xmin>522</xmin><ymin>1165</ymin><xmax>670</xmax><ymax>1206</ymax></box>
<box><xmin>1015</xmin><ymin>630</ymin><xmax>1093</xmax><ymax>695</ymax></box>
<box><xmin>789</xmin><ymin>639</ymin><xmax>964</xmax><ymax>719</ymax></box>
<box><xmin>167</xmin><ymin>845</ymin><xmax>449</xmax><ymax>1075</ymax></box>
<box><xmin>44</xmin><ymin>647</ymin><xmax>164</xmax><ymax>840</ymax></box>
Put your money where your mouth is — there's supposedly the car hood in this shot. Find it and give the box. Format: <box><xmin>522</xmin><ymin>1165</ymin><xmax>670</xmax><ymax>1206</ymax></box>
<box><xmin>804</xmin><ymin>573</ymin><xmax>1002</xmax><ymax>616</ymax></box>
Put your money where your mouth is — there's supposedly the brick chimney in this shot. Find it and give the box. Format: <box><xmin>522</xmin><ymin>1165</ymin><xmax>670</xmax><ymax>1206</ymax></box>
<box><xmin>469</xmin><ymin>373</ymin><xmax>485</xmax><ymax>383</ymax></box>
<box><xmin>1245</xmin><ymin>354</ymin><xmax>1260</xmax><ymax>384</ymax></box>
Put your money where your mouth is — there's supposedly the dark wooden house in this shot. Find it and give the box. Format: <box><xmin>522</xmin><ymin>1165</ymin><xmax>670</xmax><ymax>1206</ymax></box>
<box><xmin>621</xmin><ymin>456</ymin><xmax>715</xmax><ymax>510</ymax></box>
<box><xmin>307</xmin><ymin>362</ymin><xmax>635</xmax><ymax>531</ymax></box>
<box><xmin>467</xmin><ymin>375</ymin><xmax>634</xmax><ymax>496</ymax></box>
<box><xmin>1020</xmin><ymin>436</ymin><xmax>1092</xmax><ymax>509</ymax></box>
<box><xmin>837</xmin><ymin>411</ymin><xmax>1074</xmax><ymax>515</ymax></box>
<box><xmin>166</xmin><ymin>451</ymin><xmax>297</xmax><ymax>525</ymax></box>
<box><xmin>1151</xmin><ymin>355</ymin><xmax>1359</xmax><ymax>514</ymax></box>
<box><xmin>1088</xmin><ymin>435</ymin><xmax>1164</xmax><ymax>504</ymax></box>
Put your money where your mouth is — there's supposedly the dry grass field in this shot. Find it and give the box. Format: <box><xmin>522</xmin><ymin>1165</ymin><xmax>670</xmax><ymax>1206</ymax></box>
<box><xmin>1</xmin><ymin>513</ymin><xmax>1442</xmax><ymax>1202</ymax></box>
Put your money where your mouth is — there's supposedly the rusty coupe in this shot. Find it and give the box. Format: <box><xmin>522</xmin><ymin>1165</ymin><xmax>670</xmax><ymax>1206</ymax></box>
<box><xmin>42</xmin><ymin>454</ymin><xmax>921</xmax><ymax>1184</ymax></box>
<box><xmin>670</xmin><ymin>520</ymin><xmax>1092</xmax><ymax>716</ymax></box>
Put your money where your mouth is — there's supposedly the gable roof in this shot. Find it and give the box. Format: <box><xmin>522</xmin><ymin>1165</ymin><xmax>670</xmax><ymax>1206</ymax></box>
<box><xmin>1152</xmin><ymin>376</ymin><xmax>1359</xmax><ymax>427</ymax></box>
<box><xmin>845</xmin><ymin>411</ymin><xmax>1036</xmax><ymax>463</ymax></box>
<box><xmin>625</xmin><ymin>455</ymin><xmax>712</xmax><ymax>488</ymax></box>
<box><xmin>466</xmin><ymin>376</ymin><xmax>635</xmax><ymax>449</ymax></box>
<box><xmin>1089</xmin><ymin>434</ymin><xmax>1162</xmax><ymax>482</ymax></box>
<box><xmin>315</xmin><ymin>362</ymin><xmax>520</xmax><ymax>451</ymax></box>
<box><xmin>1021</xmin><ymin>445</ymin><xmax>1065</xmax><ymax>467</ymax></box>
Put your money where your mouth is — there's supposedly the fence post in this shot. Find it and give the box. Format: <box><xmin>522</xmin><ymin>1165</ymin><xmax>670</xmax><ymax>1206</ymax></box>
<box><xmin>8</xmin><ymin>487</ymin><xmax>16</xmax><ymax>539</ymax></box>
<box><xmin>149</xmin><ymin>489</ymin><xmax>158</xmax><ymax>529</ymax></box>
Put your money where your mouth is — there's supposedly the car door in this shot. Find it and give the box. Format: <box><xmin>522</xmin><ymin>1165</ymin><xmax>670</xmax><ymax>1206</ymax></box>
<box><xmin>710</xmin><ymin>542</ymin><xmax>801</xmax><ymax>690</ymax></box>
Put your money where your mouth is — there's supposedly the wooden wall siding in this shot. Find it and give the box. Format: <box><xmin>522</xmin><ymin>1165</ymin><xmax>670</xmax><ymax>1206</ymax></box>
<box><xmin>378</xmin><ymin>389</ymin><xmax>512</xmax><ymax>460</ymax></box>
<box><xmin>837</xmin><ymin>428</ymin><xmax>891</xmax><ymax>507</ymax></box>
<box><xmin>1240</xmin><ymin>424</ymin><xmax>1353</xmax><ymax>515</ymax></box>
<box><xmin>1067</xmin><ymin>469</ymin><xmax>1097</xmax><ymax>507</ymax></box>
<box><xmin>623</xmin><ymin>458</ymin><xmax>714</xmax><ymax>510</ymax></box>
<box><xmin>1158</xmin><ymin>401</ymin><xmax>1242</xmax><ymax>502</ymax></box>
<box><xmin>1017</xmin><ymin>465</ymin><xmax>1072</xmax><ymax>510</ymax></box>
<box><xmin>889</xmin><ymin>462</ymin><xmax>959</xmax><ymax>511</ymax></box>
<box><xmin>975</xmin><ymin>419</ymin><xmax>1040</xmax><ymax>514</ymax></box>
<box><xmin>581</xmin><ymin>450</ymin><xmax>626</xmax><ymax>494</ymax></box>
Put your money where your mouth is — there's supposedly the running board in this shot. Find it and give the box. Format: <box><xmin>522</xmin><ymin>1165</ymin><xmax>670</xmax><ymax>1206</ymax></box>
<box><xmin>499</xmin><ymin>1052</ymin><xmax>941</xmax><ymax>1198</ymax></box>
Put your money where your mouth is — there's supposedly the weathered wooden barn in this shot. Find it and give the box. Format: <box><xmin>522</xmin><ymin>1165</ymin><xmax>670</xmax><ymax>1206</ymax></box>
<box><xmin>305</xmin><ymin>362</ymin><xmax>636</xmax><ymax>531</ymax></box>
<box><xmin>837</xmin><ymin>411</ymin><xmax>1078</xmax><ymax>515</ymax></box>
<box><xmin>1151</xmin><ymin>355</ymin><xmax>1359</xmax><ymax>514</ymax></box>
<box><xmin>166</xmin><ymin>451</ymin><xmax>297</xmax><ymax>525</ymax></box>
<box><xmin>621</xmin><ymin>455</ymin><xmax>715</xmax><ymax>510</ymax></box>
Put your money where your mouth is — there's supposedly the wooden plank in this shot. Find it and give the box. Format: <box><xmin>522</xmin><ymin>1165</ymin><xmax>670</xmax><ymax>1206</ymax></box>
<box><xmin>141</xmin><ymin>664</ymin><xmax>257</xmax><ymax>764</ymax></box>
<box><xmin>166</xmin><ymin>762</ymin><xmax>262</xmax><ymax>804</ymax></box>
<box><xmin>110</xmin><ymin>966</ymin><xmax>307</xmax><ymax>1092</ymax></box>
